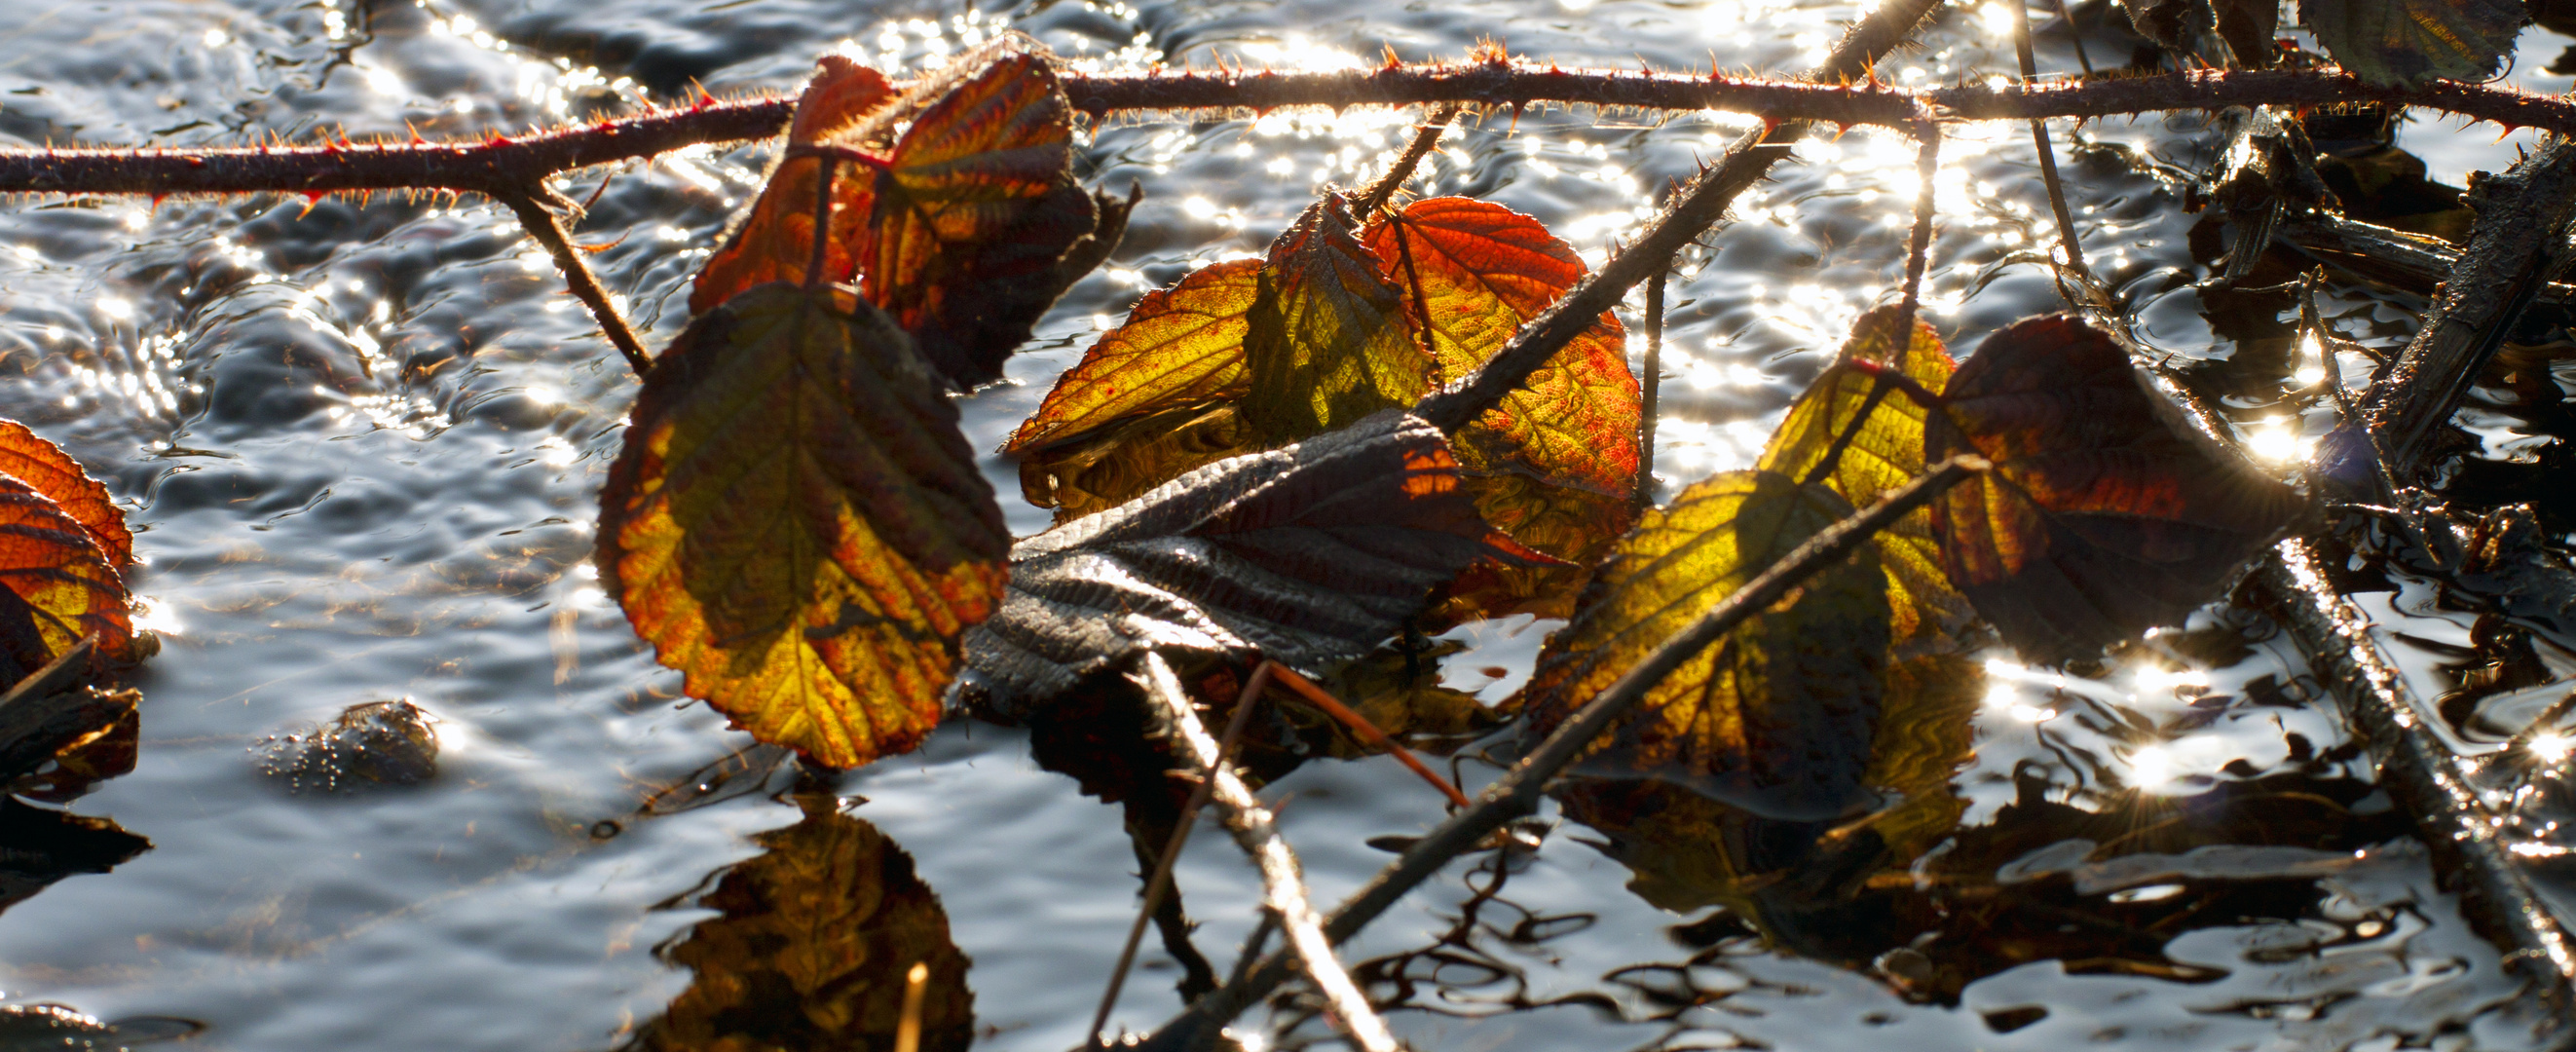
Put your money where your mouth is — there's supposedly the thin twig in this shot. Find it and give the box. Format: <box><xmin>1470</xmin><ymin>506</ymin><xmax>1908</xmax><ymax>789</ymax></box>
<box><xmin>2049</xmin><ymin>0</ymin><xmax>2094</xmax><ymax>75</ymax></box>
<box><xmin>1353</xmin><ymin>102</ymin><xmax>1465</xmax><ymax>216</ymax></box>
<box><xmin>1136</xmin><ymin>653</ymin><xmax>1400</xmax><ymax>1052</ymax></box>
<box><xmin>1266</xmin><ymin>663</ymin><xmax>1473</xmax><ymax>809</ymax></box>
<box><xmin>2009</xmin><ymin>0</ymin><xmax>2089</xmax><ymax>282</ymax></box>
<box><xmin>1636</xmin><ymin>268</ymin><xmax>1664</xmax><ymax>513</ymax></box>
<box><xmin>10</xmin><ymin>71</ymin><xmax>2576</xmax><ymax>198</ymax></box>
<box><xmin>496</xmin><ymin>185</ymin><xmax>653</xmax><ymax>377</ymax></box>
<box><xmin>1801</xmin><ymin>131</ymin><xmax>1941</xmax><ymax>491</ymax></box>
<box><xmin>1133</xmin><ymin>456</ymin><xmax>1988</xmax><ymax>1050</ymax></box>
<box><xmin>1091</xmin><ymin>661</ymin><xmax>1274</xmax><ymax>1047</ymax></box>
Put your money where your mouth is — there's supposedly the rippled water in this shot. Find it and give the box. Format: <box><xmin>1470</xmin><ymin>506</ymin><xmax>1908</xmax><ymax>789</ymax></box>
<box><xmin>2</xmin><ymin>0</ymin><xmax>2574</xmax><ymax>1049</ymax></box>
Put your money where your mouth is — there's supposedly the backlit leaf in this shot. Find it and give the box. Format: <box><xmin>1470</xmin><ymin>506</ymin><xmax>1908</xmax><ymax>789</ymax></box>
<box><xmin>1363</xmin><ymin>197</ymin><xmax>1639</xmax><ymax>617</ymax></box>
<box><xmin>1241</xmin><ymin>198</ymin><xmax>1427</xmax><ymax>440</ymax></box>
<box><xmin>1924</xmin><ymin>314</ymin><xmax>2302</xmax><ymax>663</ymax></box>
<box><xmin>0</xmin><ymin>474</ymin><xmax>130</xmax><ymax>682</ymax></box>
<box><xmin>2301</xmin><ymin>0</ymin><xmax>2523</xmax><ymax>87</ymax></box>
<box><xmin>0</xmin><ymin>424</ymin><xmax>129</xmax><ymax>569</ymax></box>
<box><xmin>626</xmin><ymin>795</ymin><xmax>974</xmax><ymax>1052</ymax></box>
<box><xmin>963</xmin><ymin>411</ymin><xmax>1542</xmax><ymax>718</ymax></box>
<box><xmin>1518</xmin><ymin>470</ymin><xmax>1890</xmax><ymax>821</ymax></box>
<box><xmin>1005</xmin><ymin>258</ymin><xmax>1262</xmax><ymax>517</ymax></box>
<box><xmin>850</xmin><ymin>39</ymin><xmax>1118</xmax><ymax>390</ymax></box>
<box><xmin>688</xmin><ymin>56</ymin><xmax>897</xmax><ymax>315</ymax></box>
<box><xmin>598</xmin><ymin>283</ymin><xmax>1010</xmax><ymax>769</ymax></box>
<box><xmin>1756</xmin><ymin>305</ymin><xmax>1967</xmax><ymax>647</ymax></box>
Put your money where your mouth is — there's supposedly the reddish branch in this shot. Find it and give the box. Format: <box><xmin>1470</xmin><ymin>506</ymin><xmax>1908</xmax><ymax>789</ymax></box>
<box><xmin>2</xmin><ymin>68</ymin><xmax>2571</xmax><ymax>198</ymax></box>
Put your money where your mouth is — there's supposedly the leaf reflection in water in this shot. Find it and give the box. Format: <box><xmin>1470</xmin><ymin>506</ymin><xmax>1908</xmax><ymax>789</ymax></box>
<box><xmin>621</xmin><ymin>794</ymin><xmax>973</xmax><ymax>1052</ymax></box>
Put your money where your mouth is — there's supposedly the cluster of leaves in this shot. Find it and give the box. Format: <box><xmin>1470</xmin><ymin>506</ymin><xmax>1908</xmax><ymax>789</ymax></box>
<box><xmin>2121</xmin><ymin>0</ymin><xmax>2526</xmax><ymax>85</ymax></box>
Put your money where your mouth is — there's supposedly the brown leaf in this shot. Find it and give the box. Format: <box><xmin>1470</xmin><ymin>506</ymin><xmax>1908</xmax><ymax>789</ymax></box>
<box><xmin>0</xmin><ymin>423</ymin><xmax>130</xmax><ymax>568</ymax></box>
<box><xmin>0</xmin><ymin>474</ymin><xmax>130</xmax><ymax>682</ymax></box>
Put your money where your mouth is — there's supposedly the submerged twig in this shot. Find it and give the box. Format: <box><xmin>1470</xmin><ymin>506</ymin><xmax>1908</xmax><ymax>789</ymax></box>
<box><xmin>1092</xmin><ymin>661</ymin><xmax>1273</xmax><ymax>1047</ymax></box>
<box><xmin>495</xmin><ymin>185</ymin><xmax>653</xmax><ymax>377</ymax></box>
<box><xmin>1134</xmin><ymin>455</ymin><xmax>1987</xmax><ymax>1049</ymax></box>
<box><xmin>1267</xmin><ymin>663</ymin><xmax>1472</xmax><ymax>809</ymax></box>
<box><xmin>1136</xmin><ymin>653</ymin><xmax>1399</xmax><ymax>1052</ymax></box>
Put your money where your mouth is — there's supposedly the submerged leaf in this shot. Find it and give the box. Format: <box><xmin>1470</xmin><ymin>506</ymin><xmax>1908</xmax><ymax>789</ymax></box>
<box><xmin>1924</xmin><ymin>315</ymin><xmax>2301</xmax><ymax>663</ymax></box>
<box><xmin>1242</xmin><ymin>198</ymin><xmax>1427</xmax><ymax>440</ymax></box>
<box><xmin>688</xmin><ymin>56</ymin><xmax>898</xmax><ymax>314</ymax></box>
<box><xmin>1757</xmin><ymin>305</ymin><xmax>1968</xmax><ymax>647</ymax></box>
<box><xmin>598</xmin><ymin>282</ymin><xmax>1010</xmax><ymax>769</ymax></box>
<box><xmin>0</xmin><ymin>423</ymin><xmax>129</xmax><ymax>569</ymax></box>
<box><xmin>963</xmin><ymin>411</ymin><xmax>1541</xmax><ymax>718</ymax></box>
<box><xmin>2301</xmin><ymin>0</ymin><xmax>2523</xmax><ymax>86</ymax></box>
<box><xmin>625</xmin><ymin>796</ymin><xmax>974</xmax><ymax>1052</ymax></box>
<box><xmin>1518</xmin><ymin>470</ymin><xmax>1890</xmax><ymax>821</ymax></box>
<box><xmin>0</xmin><ymin>475</ymin><xmax>129</xmax><ymax>682</ymax></box>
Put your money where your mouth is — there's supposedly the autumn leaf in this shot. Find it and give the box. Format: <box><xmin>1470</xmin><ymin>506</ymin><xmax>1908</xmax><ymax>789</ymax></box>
<box><xmin>1242</xmin><ymin>197</ymin><xmax>1428</xmax><ymax>439</ymax></box>
<box><xmin>0</xmin><ymin>422</ymin><xmax>131</xmax><ymax>568</ymax></box>
<box><xmin>691</xmin><ymin>37</ymin><xmax>1127</xmax><ymax>390</ymax></box>
<box><xmin>627</xmin><ymin>795</ymin><xmax>974</xmax><ymax>1052</ymax></box>
<box><xmin>849</xmin><ymin>38</ymin><xmax>1125</xmax><ymax>390</ymax></box>
<box><xmin>2302</xmin><ymin>0</ymin><xmax>2523</xmax><ymax>87</ymax></box>
<box><xmin>598</xmin><ymin>282</ymin><xmax>1010</xmax><ymax>769</ymax></box>
<box><xmin>1517</xmin><ymin>470</ymin><xmax>1890</xmax><ymax>821</ymax></box>
<box><xmin>1756</xmin><ymin>305</ymin><xmax>1968</xmax><ymax>647</ymax></box>
<box><xmin>964</xmin><ymin>411</ymin><xmax>1543</xmax><ymax>718</ymax></box>
<box><xmin>0</xmin><ymin>474</ymin><xmax>130</xmax><ymax>685</ymax></box>
<box><xmin>688</xmin><ymin>56</ymin><xmax>898</xmax><ymax>314</ymax></box>
<box><xmin>1923</xmin><ymin>314</ymin><xmax>2302</xmax><ymax>663</ymax></box>
<box><xmin>1006</xmin><ymin>258</ymin><xmax>1263</xmax><ymax>516</ymax></box>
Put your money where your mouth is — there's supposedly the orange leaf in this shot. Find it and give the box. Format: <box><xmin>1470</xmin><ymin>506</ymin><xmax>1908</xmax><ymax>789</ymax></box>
<box><xmin>1924</xmin><ymin>315</ymin><xmax>2303</xmax><ymax>661</ymax></box>
<box><xmin>0</xmin><ymin>421</ymin><xmax>131</xmax><ymax>568</ymax></box>
<box><xmin>1242</xmin><ymin>197</ymin><xmax>1427</xmax><ymax>440</ymax></box>
<box><xmin>598</xmin><ymin>283</ymin><xmax>1010</xmax><ymax>769</ymax></box>
<box><xmin>0</xmin><ymin>474</ymin><xmax>131</xmax><ymax>682</ymax></box>
<box><xmin>688</xmin><ymin>56</ymin><xmax>896</xmax><ymax>315</ymax></box>
<box><xmin>852</xmin><ymin>40</ymin><xmax>1114</xmax><ymax>390</ymax></box>
<box><xmin>1361</xmin><ymin>197</ymin><xmax>1637</xmax><ymax>502</ymax></box>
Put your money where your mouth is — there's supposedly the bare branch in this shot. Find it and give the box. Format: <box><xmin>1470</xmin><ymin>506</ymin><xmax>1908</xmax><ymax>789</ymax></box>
<box><xmin>1135</xmin><ymin>653</ymin><xmax>1399</xmax><ymax>1052</ymax></box>
<box><xmin>495</xmin><ymin>185</ymin><xmax>653</xmax><ymax>377</ymax></box>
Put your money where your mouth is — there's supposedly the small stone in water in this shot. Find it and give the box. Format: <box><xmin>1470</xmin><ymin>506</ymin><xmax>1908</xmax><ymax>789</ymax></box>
<box><xmin>256</xmin><ymin>699</ymin><xmax>439</xmax><ymax>793</ymax></box>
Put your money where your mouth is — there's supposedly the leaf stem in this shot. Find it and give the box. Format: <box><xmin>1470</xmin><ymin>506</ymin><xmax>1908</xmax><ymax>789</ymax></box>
<box><xmin>2009</xmin><ymin>0</ymin><xmax>2090</xmax><ymax>283</ymax></box>
<box><xmin>804</xmin><ymin>154</ymin><xmax>840</xmax><ymax>291</ymax></box>
<box><xmin>1353</xmin><ymin>102</ymin><xmax>1465</xmax><ymax>217</ymax></box>
<box><xmin>497</xmin><ymin>185</ymin><xmax>653</xmax><ymax>377</ymax></box>
<box><xmin>1266</xmin><ymin>662</ymin><xmax>1473</xmax><ymax>809</ymax></box>
<box><xmin>1132</xmin><ymin>455</ymin><xmax>1988</xmax><ymax>1050</ymax></box>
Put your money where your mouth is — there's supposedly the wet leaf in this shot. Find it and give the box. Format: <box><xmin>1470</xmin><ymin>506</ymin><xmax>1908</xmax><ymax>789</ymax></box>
<box><xmin>963</xmin><ymin>411</ymin><xmax>1544</xmax><ymax>718</ymax></box>
<box><xmin>1242</xmin><ymin>198</ymin><xmax>1427</xmax><ymax>440</ymax></box>
<box><xmin>2300</xmin><ymin>0</ymin><xmax>2523</xmax><ymax>87</ymax></box>
<box><xmin>688</xmin><ymin>56</ymin><xmax>898</xmax><ymax>314</ymax></box>
<box><xmin>1923</xmin><ymin>315</ymin><xmax>2302</xmax><ymax>663</ymax></box>
<box><xmin>598</xmin><ymin>283</ymin><xmax>1010</xmax><ymax>770</ymax></box>
<box><xmin>1756</xmin><ymin>305</ymin><xmax>1969</xmax><ymax>647</ymax></box>
<box><xmin>0</xmin><ymin>796</ymin><xmax>148</xmax><ymax>917</ymax></box>
<box><xmin>1006</xmin><ymin>258</ymin><xmax>1264</xmax><ymax>515</ymax></box>
<box><xmin>625</xmin><ymin>795</ymin><xmax>974</xmax><ymax>1052</ymax></box>
<box><xmin>1518</xmin><ymin>470</ymin><xmax>1890</xmax><ymax>821</ymax></box>
<box><xmin>0</xmin><ymin>422</ymin><xmax>130</xmax><ymax>568</ymax></box>
<box><xmin>850</xmin><ymin>38</ymin><xmax>1116</xmax><ymax>390</ymax></box>
<box><xmin>0</xmin><ymin>474</ymin><xmax>130</xmax><ymax>681</ymax></box>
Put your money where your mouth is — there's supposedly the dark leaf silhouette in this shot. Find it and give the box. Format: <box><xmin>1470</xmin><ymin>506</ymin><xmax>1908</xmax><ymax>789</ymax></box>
<box><xmin>2301</xmin><ymin>0</ymin><xmax>2523</xmax><ymax>86</ymax></box>
<box><xmin>598</xmin><ymin>283</ymin><xmax>1009</xmax><ymax>769</ymax></box>
<box><xmin>963</xmin><ymin>411</ymin><xmax>1544</xmax><ymax>718</ymax></box>
<box><xmin>1924</xmin><ymin>315</ymin><xmax>2302</xmax><ymax>663</ymax></box>
<box><xmin>623</xmin><ymin>795</ymin><xmax>974</xmax><ymax>1052</ymax></box>
<box><xmin>1756</xmin><ymin>304</ymin><xmax>1969</xmax><ymax>648</ymax></box>
<box><xmin>0</xmin><ymin>796</ymin><xmax>148</xmax><ymax>917</ymax></box>
<box><xmin>1518</xmin><ymin>470</ymin><xmax>1890</xmax><ymax>821</ymax></box>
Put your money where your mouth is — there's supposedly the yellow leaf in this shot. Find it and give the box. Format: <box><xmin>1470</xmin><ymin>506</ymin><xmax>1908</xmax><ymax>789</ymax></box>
<box><xmin>598</xmin><ymin>283</ymin><xmax>1010</xmax><ymax>769</ymax></box>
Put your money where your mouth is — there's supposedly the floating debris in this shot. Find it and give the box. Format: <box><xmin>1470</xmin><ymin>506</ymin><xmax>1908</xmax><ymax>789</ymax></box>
<box><xmin>255</xmin><ymin>699</ymin><xmax>438</xmax><ymax>793</ymax></box>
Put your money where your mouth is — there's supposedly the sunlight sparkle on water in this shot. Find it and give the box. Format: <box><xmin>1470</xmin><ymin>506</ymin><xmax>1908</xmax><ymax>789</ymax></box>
<box><xmin>2128</xmin><ymin>745</ymin><xmax>2173</xmax><ymax>790</ymax></box>
<box><xmin>2531</xmin><ymin>733</ymin><xmax>2574</xmax><ymax>764</ymax></box>
<box><xmin>131</xmin><ymin>596</ymin><xmax>181</xmax><ymax>637</ymax></box>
